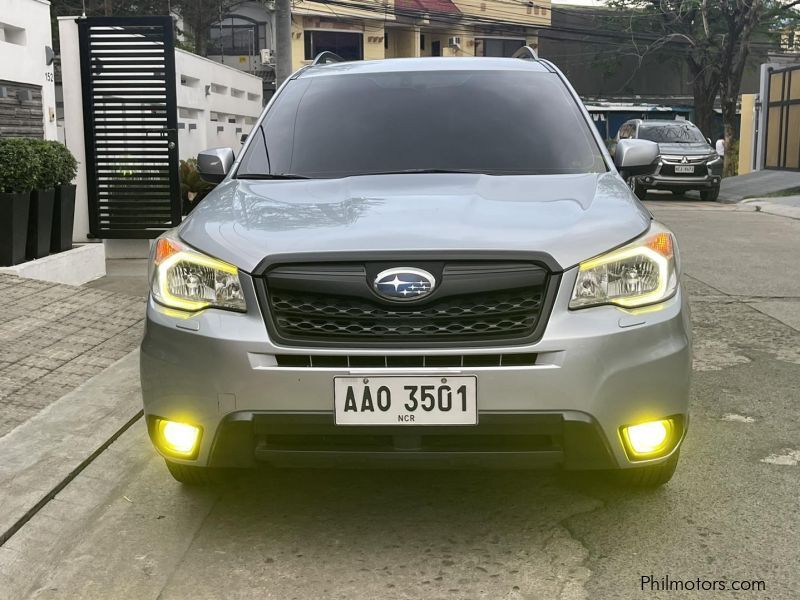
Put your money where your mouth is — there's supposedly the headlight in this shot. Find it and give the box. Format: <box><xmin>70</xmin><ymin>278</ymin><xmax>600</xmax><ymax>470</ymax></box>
<box><xmin>569</xmin><ymin>224</ymin><xmax>678</xmax><ymax>309</ymax></box>
<box><xmin>151</xmin><ymin>235</ymin><xmax>246</xmax><ymax>312</ymax></box>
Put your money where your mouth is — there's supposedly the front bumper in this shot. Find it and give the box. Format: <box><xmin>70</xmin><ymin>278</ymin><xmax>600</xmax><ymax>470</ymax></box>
<box><xmin>140</xmin><ymin>267</ymin><xmax>692</xmax><ymax>470</ymax></box>
<box><xmin>639</xmin><ymin>157</ymin><xmax>723</xmax><ymax>190</ymax></box>
<box><xmin>640</xmin><ymin>174</ymin><xmax>721</xmax><ymax>190</ymax></box>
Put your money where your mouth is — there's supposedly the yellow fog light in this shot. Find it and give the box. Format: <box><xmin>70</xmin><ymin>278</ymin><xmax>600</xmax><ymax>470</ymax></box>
<box><xmin>622</xmin><ymin>419</ymin><xmax>674</xmax><ymax>459</ymax></box>
<box><xmin>156</xmin><ymin>419</ymin><xmax>201</xmax><ymax>458</ymax></box>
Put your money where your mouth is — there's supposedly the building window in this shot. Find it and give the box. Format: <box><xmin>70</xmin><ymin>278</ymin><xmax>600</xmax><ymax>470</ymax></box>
<box><xmin>208</xmin><ymin>16</ymin><xmax>259</xmax><ymax>56</ymax></box>
<box><xmin>474</xmin><ymin>37</ymin><xmax>526</xmax><ymax>57</ymax></box>
<box><xmin>420</xmin><ymin>34</ymin><xmax>426</xmax><ymax>51</ymax></box>
<box><xmin>304</xmin><ymin>30</ymin><xmax>363</xmax><ymax>61</ymax></box>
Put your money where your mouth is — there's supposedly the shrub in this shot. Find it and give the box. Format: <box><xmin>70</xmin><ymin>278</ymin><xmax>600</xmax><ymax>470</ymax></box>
<box><xmin>180</xmin><ymin>158</ymin><xmax>213</xmax><ymax>211</ymax></box>
<box><xmin>30</xmin><ymin>139</ymin><xmax>61</xmax><ymax>190</ymax></box>
<box><xmin>46</xmin><ymin>140</ymin><xmax>78</xmax><ymax>186</ymax></box>
<box><xmin>0</xmin><ymin>138</ymin><xmax>42</xmax><ymax>193</ymax></box>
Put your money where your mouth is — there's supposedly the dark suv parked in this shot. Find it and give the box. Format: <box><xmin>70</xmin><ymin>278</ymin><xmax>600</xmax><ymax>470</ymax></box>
<box><xmin>613</xmin><ymin>119</ymin><xmax>723</xmax><ymax>201</ymax></box>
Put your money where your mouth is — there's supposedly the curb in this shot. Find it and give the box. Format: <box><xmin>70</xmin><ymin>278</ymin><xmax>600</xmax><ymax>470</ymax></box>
<box><xmin>0</xmin><ymin>350</ymin><xmax>142</xmax><ymax>546</ymax></box>
<box><xmin>739</xmin><ymin>198</ymin><xmax>800</xmax><ymax>221</ymax></box>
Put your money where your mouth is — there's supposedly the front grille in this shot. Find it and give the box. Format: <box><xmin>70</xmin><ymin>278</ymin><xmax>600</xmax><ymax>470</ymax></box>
<box><xmin>258</xmin><ymin>433</ymin><xmax>556</xmax><ymax>453</ymax></box>
<box><xmin>257</xmin><ymin>260</ymin><xmax>556</xmax><ymax>348</ymax></box>
<box><xmin>275</xmin><ymin>353</ymin><xmax>538</xmax><ymax>368</ymax></box>
<box><xmin>271</xmin><ymin>288</ymin><xmax>541</xmax><ymax>339</ymax></box>
<box><xmin>660</xmin><ymin>155</ymin><xmax>712</xmax><ymax>177</ymax></box>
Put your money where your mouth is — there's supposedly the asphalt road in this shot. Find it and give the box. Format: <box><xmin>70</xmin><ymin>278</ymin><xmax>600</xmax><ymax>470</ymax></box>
<box><xmin>2</xmin><ymin>195</ymin><xmax>799</xmax><ymax>600</ymax></box>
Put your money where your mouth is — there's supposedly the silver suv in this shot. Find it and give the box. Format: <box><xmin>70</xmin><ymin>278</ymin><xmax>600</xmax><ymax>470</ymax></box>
<box><xmin>140</xmin><ymin>54</ymin><xmax>691</xmax><ymax>487</ymax></box>
<box><xmin>613</xmin><ymin>119</ymin><xmax>723</xmax><ymax>201</ymax></box>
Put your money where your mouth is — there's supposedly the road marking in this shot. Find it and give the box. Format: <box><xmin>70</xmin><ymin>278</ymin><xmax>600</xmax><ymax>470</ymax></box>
<box><xmin>760</xmin><ymin>449</ymin><xmax>800</xmax><ymax>466</ymax></box>
<box><xmin>722</xmin><ymin>413</ymin><xmax>756</xmax><ymax>423</ymax></box>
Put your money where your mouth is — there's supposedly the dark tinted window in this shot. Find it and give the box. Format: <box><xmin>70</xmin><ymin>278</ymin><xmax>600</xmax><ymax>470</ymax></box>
<box><xmin>638</xmin><ymin>122</ymin><xmax>706</xmax><ymax>144</ymax></box>
<box><xmin>304</xmin><ymin>31</ymin><xmax>363</xmax><ymax>61</ymax></box>
<box><xmin>475</xmin><ymin>38</ymin><xmax>525</xmax><ymax>57</ymax></box>
<box><xmin>238</xmin><ymin>70</ymin><xmax>606</xmax><ymax>179</ymax></box>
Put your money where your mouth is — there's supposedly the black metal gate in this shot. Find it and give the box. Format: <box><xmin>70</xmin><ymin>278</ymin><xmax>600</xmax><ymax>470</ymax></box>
<box><xmin>78</xmin><ymin>16</ymin><xmax>181</xmax><ymax>238</ymax></box>
<box><xmin>764</xmin><ymin>64</ymin><xmax>800</xmax><ymax>171</ymax></box>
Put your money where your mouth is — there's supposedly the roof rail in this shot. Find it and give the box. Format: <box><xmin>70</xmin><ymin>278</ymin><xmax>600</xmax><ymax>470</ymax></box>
<box><xmin>312</xmin><ymin>51</ymin><xmax>346</xmax><ymax>65</ymax></box>
<box><xmin>511</xmin><ymin>45</ymin><xmax>539</xmax><ymax>60</ymax></box>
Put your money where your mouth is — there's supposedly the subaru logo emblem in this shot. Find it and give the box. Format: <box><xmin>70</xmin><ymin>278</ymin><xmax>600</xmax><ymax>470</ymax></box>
<box><xmin>373</xmin><ymin>267</ymin><xmax>436</xmax><ymax>302</ymax></box>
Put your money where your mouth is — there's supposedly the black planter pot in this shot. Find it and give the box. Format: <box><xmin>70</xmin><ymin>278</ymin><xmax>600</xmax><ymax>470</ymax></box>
<box><xmin>26</xmin><ymin>188</ymin><xmax>55</xmax><ymax>260</ymax></box>
<box><xmin>0</xmin><ymin>191</ymin><xmax>31</xmax><ymax>266</ymax></box>
<box><xmin>51</xmin><ymin>184</ymin><xmax>77</xmax><ymax>253</ymax></box>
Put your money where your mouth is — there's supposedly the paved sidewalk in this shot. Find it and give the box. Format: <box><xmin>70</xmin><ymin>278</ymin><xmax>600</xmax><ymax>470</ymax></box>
<box><xmin>715</xmin><ymin>170</ymin><xmax>800</xmax><ymax>202</ymax></box>
<box><xmin>0</xmin><ymin>274</ymin><xmax>145</xmax><ymax>438</ymax></box>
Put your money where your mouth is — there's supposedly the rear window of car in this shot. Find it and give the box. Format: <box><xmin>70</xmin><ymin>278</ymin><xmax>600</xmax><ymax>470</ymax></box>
<box><xmin>237</xmin><ymin>69</ymin><xmax>607</xmax><ymax>179</ymax></box>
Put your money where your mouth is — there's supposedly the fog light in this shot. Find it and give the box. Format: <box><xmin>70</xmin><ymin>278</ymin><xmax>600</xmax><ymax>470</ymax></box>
<box><xmin>622</xmin><ymin>419</ymin><xmax>674</xmax><ymax>458</ymax></box>
<box><xmin>156</xmin><ymin>419</ymin><xmax>201</xmax><ymax>457</ymax></box>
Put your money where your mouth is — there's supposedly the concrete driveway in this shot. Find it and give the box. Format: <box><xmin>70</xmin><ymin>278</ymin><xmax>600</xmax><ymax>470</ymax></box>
<box><xmin>1</xmin><ymin>197</ymin><xmax>798</xmax><ymax>600</ymax></box>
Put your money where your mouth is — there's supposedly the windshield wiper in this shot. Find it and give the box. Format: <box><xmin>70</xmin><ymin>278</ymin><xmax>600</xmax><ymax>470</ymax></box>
<box><xmin>238</xmin><ymin>173</ymin><xmax>310</xmax><ymax>180</ymax></box>
<box><xmin>349</xmin><ymin>168</ymin><xmax>491</xmax><ymax>177</ymax></box>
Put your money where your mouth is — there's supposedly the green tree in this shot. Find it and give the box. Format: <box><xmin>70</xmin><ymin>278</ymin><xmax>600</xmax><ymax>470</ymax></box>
<box><xmin>606</xmin><ymin>0</ymin><xmax>800</xmax><ymax>175</ymax></box>
<box><xmin>172</xmin><ymin>0</ymin><xmax>240</xmax><ymax>56</ymax></box>
<box><xmin>49</xmin><ymin>0</ymin><xmax>241</xmax><ymax>57</ymax></box>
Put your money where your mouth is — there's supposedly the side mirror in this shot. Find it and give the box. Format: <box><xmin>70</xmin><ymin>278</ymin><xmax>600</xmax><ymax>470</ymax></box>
<box><xmin>614</xmin><ymin>139</ymin><xmax>659</xmax><ymax>175</ymax></box>
<box><xmin>707</xmin><ymin>137</ymin><xmax>713</xmax><ymax>146</ymax></box>
<box><xmin>197</xmin><ymin>147</ymin><xmax>235</xmax><ymax>184</ymax></box>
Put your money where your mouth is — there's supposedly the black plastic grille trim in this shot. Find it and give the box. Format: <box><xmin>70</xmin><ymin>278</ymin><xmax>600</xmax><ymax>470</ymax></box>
<box><xmin>254</xmin><ymin>257</ymin><xmax>560</xmax><ymax>349</ymax></box>
<box><xmin>259</xmin><ymin>433</ymin><xmax>557</xmax><ymax>453</ymax></box>
<box><xmin>274</xmin><ymin>353</ymin><xmax>538</xmax><ymax>368</ymax></box>
<box><xmin>271</xmin><ymin>287</ymin><xmax>542</xmax><ymax>340</ymax></box>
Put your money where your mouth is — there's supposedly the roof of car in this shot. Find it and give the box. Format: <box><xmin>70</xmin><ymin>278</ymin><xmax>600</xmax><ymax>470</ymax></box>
<box><xmin>625</xmin><ymin>118</ymin><xmax>698</xmax><ymax>127</ymax></box>
<box><xmin>295</xmin><ymin>57</ymin><xmax>553</xmax><ymax>79</ymax></box>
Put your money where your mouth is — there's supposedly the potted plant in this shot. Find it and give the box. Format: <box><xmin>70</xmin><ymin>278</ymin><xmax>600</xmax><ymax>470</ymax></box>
<box><xmin>180</xmin><ymin>158</ymin><xmax>213</xmax><ymax>215</ymax></box>
<box><xmin>0</xmin><ymin>138</ymin><xmax>38</xmax><ymax>266</ymax></box>
<box><xmin>26</xmin><ymin>139</ymin><xmax>59</xmax><ymax>260</ymax></box>
<box><xmin>48</xmin><ymin>141</ymin><xmax>79</xmax><ymax>253</ymax></box>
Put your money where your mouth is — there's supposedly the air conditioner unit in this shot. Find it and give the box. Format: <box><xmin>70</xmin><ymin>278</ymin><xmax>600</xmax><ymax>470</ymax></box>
<box><xmin>448</xmin><ymin>36</ymin><xmax>462</xmax><ymax>48</ymax></box>
<box><xmin>260</xmin><ymin>48</ymin><xmax>274</xmax><ymax>65</ymax></box>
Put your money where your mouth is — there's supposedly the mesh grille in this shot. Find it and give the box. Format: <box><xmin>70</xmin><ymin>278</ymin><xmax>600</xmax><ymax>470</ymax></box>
<box><xmin>268</xmin><ymin>287</ymin><xmax>543</xmax><ymax>343</ymax></box>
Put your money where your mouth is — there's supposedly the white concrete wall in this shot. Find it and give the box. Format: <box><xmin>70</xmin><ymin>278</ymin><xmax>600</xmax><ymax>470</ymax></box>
<box><xmin>175</xmin><ymin>49</ymin><xmax>263</xmax><ymax>160</ymax></box>
<box><xmin>0</xmin><ymin>0</ymin><xmax>57</xmax><ymax>139</ymax></box>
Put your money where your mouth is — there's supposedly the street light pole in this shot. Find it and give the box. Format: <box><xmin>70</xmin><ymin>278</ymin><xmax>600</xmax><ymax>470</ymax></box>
<box><xmin>275</xmin><ymin>0</ymin><xmax>292</xmax><ymax>86</ymax></box>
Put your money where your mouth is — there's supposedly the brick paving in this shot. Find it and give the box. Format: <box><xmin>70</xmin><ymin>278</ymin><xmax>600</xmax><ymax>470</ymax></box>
<box><xmin>0</xmin><ymin>274</ymin><xmax>145</xmax><ymax>438</ymax></box>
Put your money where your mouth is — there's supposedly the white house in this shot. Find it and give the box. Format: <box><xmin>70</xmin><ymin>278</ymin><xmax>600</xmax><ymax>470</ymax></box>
<box><xmin>0</xmin><ymin>0</ymin><xmax>58</xmax><ymax>140</ymax></box>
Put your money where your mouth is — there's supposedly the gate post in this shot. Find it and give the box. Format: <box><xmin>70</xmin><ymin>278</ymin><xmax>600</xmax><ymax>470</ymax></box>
<box><xmin>58</xmin><ymin>16</ymin><xmax>91</xmax><ymax>243</ymax></box>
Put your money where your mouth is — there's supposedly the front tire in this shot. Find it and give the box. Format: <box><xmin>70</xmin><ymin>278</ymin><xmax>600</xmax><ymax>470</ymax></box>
<box><xmin>165</xmin><ymin>459</ymin><xmax>221</xmax><ymax>485</ymax></box>
<box><xmin>613</xmin><ymin>453</ymin><xmax>679</xmax><ymax>488</ymax></box>
<box><xmin>700</xmin><ymin>185</ymin><xmax>720</xmax><ymax>202</ymax></box>
<box><xmin>626</xmin><ymin>175</ymin><xmax>647</xmax><ymax>200</ymax></box>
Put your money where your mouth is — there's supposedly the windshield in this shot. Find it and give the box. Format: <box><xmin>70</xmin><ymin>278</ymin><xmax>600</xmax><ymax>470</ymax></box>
<box><xmin>237</xmin><ymin>70</ymin><xmax>607</xmax><ymax>179</ymax></box>
<box><xmin>637</xmin><ymin>122</ymin><xmax>706</xmax><ymax>144</ymax></box>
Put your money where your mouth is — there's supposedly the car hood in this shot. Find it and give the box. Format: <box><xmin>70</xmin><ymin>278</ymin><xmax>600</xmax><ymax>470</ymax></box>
<box><xmin>179</xmin><ymin>172</ymin><xmax>651</xmax><ymax>273</ymax></box>
<box><xmin>657</xmin><ymin>142</ymin><xmax>714</xmax><ymax>156</ymax></box>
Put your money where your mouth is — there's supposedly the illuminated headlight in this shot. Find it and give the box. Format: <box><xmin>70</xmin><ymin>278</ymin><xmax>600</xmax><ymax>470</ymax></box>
<box><xmin>569</xmin><ymin>224</ymin><xmax>678</xmax><ymax>309</ymax></box>
<box><xmin>151</xmin><ymin>235</ymin><xmax>246</xmax><ymax>312</ymax></box>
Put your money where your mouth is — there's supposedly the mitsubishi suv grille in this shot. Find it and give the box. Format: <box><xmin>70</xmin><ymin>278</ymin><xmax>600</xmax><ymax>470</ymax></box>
<box><xmin>255</xmin><ymin>259</ymin><xmax>559</xmax><ymax>348</ymax></box>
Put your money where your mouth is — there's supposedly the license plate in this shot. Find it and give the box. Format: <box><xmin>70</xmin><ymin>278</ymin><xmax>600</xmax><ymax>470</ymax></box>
<box><xmin>675</xmin><ymin>165</ymin><xmax>695</xmax><ymax>173</ymax></box>
<box><xmin>334</xmin><ymin>376</ymin><xmax>477</xmax><ymax>425</ymax></box>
